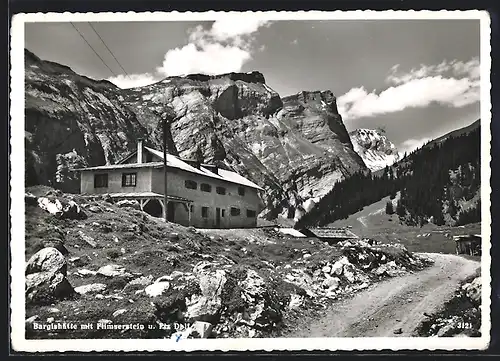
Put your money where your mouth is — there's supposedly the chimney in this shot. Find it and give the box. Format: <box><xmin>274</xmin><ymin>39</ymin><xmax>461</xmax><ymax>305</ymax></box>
<box><xmin>137</xmin><ymin>138</ymin><xmax>143</xmax><ymax>164</ymax></box>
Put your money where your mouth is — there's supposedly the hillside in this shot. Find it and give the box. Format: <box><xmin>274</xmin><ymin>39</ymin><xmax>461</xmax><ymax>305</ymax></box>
<box><xmin>24</xmin><ymin>186</ymin><xmax>433</xmax><ymax>339</ymax></box>
<box><xmin>24</xmin><ymin>49</ymin><xmax>366</xmax><ymax>220</ymax></box>
<box><xmin>296</xmin><ymin>120</ymin><xmax>481</xmax><ymax>229</ymax></box>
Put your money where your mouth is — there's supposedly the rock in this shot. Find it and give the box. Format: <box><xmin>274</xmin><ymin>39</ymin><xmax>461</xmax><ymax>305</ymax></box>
<box><xmin>322</xmin><ymin>265</ymin><xmax>331</xmax><ymax>274</ymax></box>
<box><xmin>47</xmin><ymin>317</ymin><xmax>55</xmax><ymax>323</ymax></box>
<box><xmin>116</xmin><ymin>200</ymin><xmax>140</xmax><ymax>209</ymax></box>
<box><xmin>185</xmin><ymin>270</ymin><xmax>227</xmax><ymax>322</ymax></box>
<box><xmin>26</xmin><ymin>247</ymin><xmax>67</xmax><ymax>275</ymax></box>
<box><xmin>48</xmin><ymin>307</ymin><xmax>60</xmax><ymax>313</ymax></box>
<box><xmin>25</xmin><ymin>315</ymin><xmax>39</xmax><ymax>325</ymax></box>
<box><xmin>322</xmin><ymin>276</ymin><xmax>340</xmax><ymax>290</ymax></box>
<box><xmin>436</xmin><ymin>316</ymin><xmax>462</xmax><ymax>337</ymax></box>
<box><xmin>37</xmin><ymin>197</ymin><xmax>87</xmax><ymax>220</ymax></box>
<box><xmin>145</xmin><ymin>282</ymin><xmax>170</xmax><ymax>297</ymax></box>
<box><xmin>87</xmin><ymin>205</ymin><xmax>102</xmax><ymax>213</ymax></box>
<box><xmin>303</xmin><ymin>254</ymin><xmax>312</xmax><ymax>259</ymax></box>
<box><xmin>288</xmin><ymin>293</ymin><xmax>304</xmax><ymax>310</ymax></box>
<box><xmin>463</xmin><ymin>277</ymin><xmax>481</xmax><ymax>305</ymax></box>
<box><xmin>112</xmin><ymin>309</ymin><xmax>127</xmax><ymax>318</ymax></box>
<box><xmin>169</xmin><ymin>233</ymin><xmax>180</xmax><ymax>241</ymax></box>
<box><xmin>191</xmin><ymin>321</ymin><xmax>213</xmax><ymax>338</ymax></box>
<box><xmin>76</xmin><ymin>269</ymin><xmax>97</xmax><ymax>277</ymax></box>
<box><xmin>74</xmin><ymin>283</ymin><xmax>107</xmax><ymax>295</ymax></box>
<box><xmin>78</xmin><ymin>231</ymin><xmax>97</xmax><ymax>248</ymax></box>
<box><xmin>343</xmin><ymin>269</ymin><xmax>356</xmax><ymax>283</ymax></box>
<box><xmin>127</xmin><ymin>275</ymin><xmax>154</xmax><ymax>287</ymax></box>
<box><xmin>97</xmin><ymin>264</ymin><xmax>131</xmax><ymax>278</ymax></box>
<box><xmin>393</xmin><ymin>328</ymin><xmax>403</xmax><ymax>334</ymax></box>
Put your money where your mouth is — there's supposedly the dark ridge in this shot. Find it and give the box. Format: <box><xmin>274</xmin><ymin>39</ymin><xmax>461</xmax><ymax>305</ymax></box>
<box><xmin>183</xmin><ymin>71</ymin><xmax>266</xmax><ymax>84</ymax></box>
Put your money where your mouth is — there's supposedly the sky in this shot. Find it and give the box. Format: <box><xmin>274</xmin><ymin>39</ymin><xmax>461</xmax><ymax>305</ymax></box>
<box><xmin>24</xmin><ymin>18</ymin><xmax>481</xmax><ymax>154</ymax></box>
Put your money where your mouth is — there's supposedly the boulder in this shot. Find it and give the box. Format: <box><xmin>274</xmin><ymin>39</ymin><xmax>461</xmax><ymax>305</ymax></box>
<box><xmin>322</xmin><ymin>276</ymin><xmax>340</xmax><ymax>291</ymax></box>
<box><xmin>37</xmin><ymin>197</ymin><xmax>87</xmax><ymax>220</ymax></box>
<box><xmin>127</xmin><ymin>275</ymin><xmax>154</xmax><ymax>287</ymax></box>
<box><xmin>185</xmin><ymin>270</ymin><xmax>227</xmax><ymax>322</ymax></box>
<box><xmin>116</xmin><ymin>200</ymin><xmax>140</xmax><ymax>210</ymax></box>
<box><xmin>463</xmin><ymin>277</ymin><xmax>481</xmax><ymax>305</ymax></box>
<box><xmin>112</xmin><ymin>309</ymin><xmax>127</xmax><ymax>318</ymax></box>
<box><xmin>74</xmin><ymin>283</ymin><xmax>107</xmax><ymax>295</ymax></box>
<box><xmin>26</xmin><ymin>247</ymin><xmax>67</xmax><ymax>275</ymax></box>
<box><xmin>145</xmin><ymin>282</ymin><xmax>170</xmax><ymax>297</ymax></box>
<box><xmin>190</xmin><ymin>321</ymin><xmax>213</xmax><ymax>338</ymax></box>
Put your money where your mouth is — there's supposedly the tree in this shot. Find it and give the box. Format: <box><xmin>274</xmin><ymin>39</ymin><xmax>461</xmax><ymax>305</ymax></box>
<box><xmin>385</xmin><ymin>201</ymin><xmax>394</xmax><ymax>215</ymax></box>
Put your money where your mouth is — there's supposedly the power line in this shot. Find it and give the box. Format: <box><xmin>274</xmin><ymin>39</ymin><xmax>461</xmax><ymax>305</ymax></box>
<box><xmin>87</xmin><ymin>22</ymin><xmax>129</xmax><ymax>76</ymax></box>
<box><xmin>70</xmin><ymin>22</ymin><xmax>118</xmax><ymax>77</ymax></box>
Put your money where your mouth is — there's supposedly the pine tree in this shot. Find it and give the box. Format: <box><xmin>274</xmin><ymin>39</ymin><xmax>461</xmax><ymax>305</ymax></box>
<box><xmin>386</xmin><ymin>201</ymin><xmax>394</xmax><ymax>215</ymax></box>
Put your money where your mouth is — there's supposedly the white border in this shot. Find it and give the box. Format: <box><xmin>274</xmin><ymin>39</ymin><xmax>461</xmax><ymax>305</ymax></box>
<box><xmin>10</xmin><ymin>10</ymin><xmax>492</xmax><ymax>352</ymax></box>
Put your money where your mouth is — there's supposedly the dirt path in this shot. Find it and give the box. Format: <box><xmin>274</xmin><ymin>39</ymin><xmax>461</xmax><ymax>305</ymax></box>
<box><xmin>284</xmin><ymin>253</ymin><xmax>480</xmax><ymax>337</ymax></box>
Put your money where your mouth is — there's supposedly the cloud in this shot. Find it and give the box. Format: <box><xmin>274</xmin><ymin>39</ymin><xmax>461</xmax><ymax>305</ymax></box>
<box><xmin>291</xmin><ymin>39</ymin><xmax>298</xmax><ymax>45</ymax></box>
<box><xmin>108</xmin><ymin>73</ymin><xmax>160</xmax><ymax>89</ymax></box>
<box><xmin>157</xmin><ymin>17</ymin><xmax>271</xmax><ymax>76</ymax></box>
<box><xmin>337</xmin><ymin>58</ymin><xmax>480</xmax><ymax>121</ymax></box>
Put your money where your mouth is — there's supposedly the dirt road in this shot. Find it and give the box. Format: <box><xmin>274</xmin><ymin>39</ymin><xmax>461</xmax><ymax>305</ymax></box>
<box><xmin>285</xmin><ymin>253</ymin><xmax>480</xmax><ymax>337</ymax></box>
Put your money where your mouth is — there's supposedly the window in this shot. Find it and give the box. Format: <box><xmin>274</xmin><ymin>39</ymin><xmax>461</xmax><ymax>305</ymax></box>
<box><xmin>238</xmin><ymin>186</ymin><xmax>245</xmax><ymax>196</ymax></box>
<box><xmin>221</xmin><ymin>209</ymin><xmax>225</xmax><ymax>217</ymax></box>
<box><xmin>200</xmin><ymin>183</ymin><xmax>212</xmax><ymax>192</ymax></box>
<box><xmin>185</xmin><ymin>180</ymin><xmax>197</xmax><ymax>190</ymax></box>
<box><xmin>201</xmin><ymin>207</ymin><xmax>209</xmax><ymax>218</ymax></box>
<box><xmin>230</xmin><ymin>207</ymin><xmax>241</xmax><ymax>216</ymax></box>
<box><xmin>94</xmin><ymin>174</ymin><xmax>108</xmax><ymax>188</ymax></box>
<box><xmin>216</xmin><ymin>186</ymin><xmax>226</xmax><ymax>195</ymax></box>
<box><xmin>247</xmin><ymin>209</ymin><xmax>256</xmax><ymax>218</ymax></box>
<box><xmin>122</xmin><ymin>173</ymin><xmax>137</xmax><ymax>187</ymax></box>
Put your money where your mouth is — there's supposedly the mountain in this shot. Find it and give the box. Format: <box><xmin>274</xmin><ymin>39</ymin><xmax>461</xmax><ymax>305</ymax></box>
<box><xmin>24</xmin><ymin>49</ymin><xmax>367</xmax><ymax>219</ymax></box>
<box><xmin>296</xmin><ymin>120</ymin><xmax>481</xmax><ymax>228</ymax></box>
<box><xmin>349</xmin><ymin>128</ymin><xmax>401</xmax><ymax>171</ymax></box>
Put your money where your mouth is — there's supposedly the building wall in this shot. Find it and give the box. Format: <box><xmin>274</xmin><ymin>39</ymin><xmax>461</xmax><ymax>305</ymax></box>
<box><xmin>80</xmin><ymin>168</ymin><xmax>153</xmax><ymax>194</ymax></box>
<box><xmin>151</xmin><ymin>167</ymin><xmax>263</xmax><ymax>228</ymax></box>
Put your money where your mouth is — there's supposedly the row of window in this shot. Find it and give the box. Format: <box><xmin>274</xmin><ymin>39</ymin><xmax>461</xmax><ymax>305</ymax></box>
<box><xmin>94</xmin><ymin>174</ymin><xmax>249</xmax><ymax>199</ymax></box>
<box><xmin>194</xmin><ymin>206</ymin><xmax>256</xmax><ymax>218</ymax></box>
<box><xmin>185</xmin><ymin>180</ymin><xmax>245</xmax><ymax>196</ymax></box>
<box><xmin>94</xmin><ymin>173</ymin><xmax>137</xmax><ymax>188</ymax></box>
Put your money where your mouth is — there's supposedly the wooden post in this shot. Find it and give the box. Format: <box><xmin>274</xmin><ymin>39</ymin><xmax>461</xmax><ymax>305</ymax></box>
<box><xmin>163</xmin><ymin>119</ymin><xmax>168</xmax><ymax>223</ymax></box>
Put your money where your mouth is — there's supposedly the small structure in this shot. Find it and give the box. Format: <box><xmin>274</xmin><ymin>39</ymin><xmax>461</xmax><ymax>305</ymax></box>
<box><xmin>454</xmin><ymin>234</ymin><xmax>481</xmax><ymax>256</ymax></box>
<box><xmin>299</xmin><ymin>227</ymin><xmax>359</xmax><ymax>244</ymax></box>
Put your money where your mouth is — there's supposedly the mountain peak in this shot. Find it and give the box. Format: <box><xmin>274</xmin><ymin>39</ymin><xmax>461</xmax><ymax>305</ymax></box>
<box><xmin>349</xmin><ymin>128</ymin><xmax>400</xmax><ymax>171</ymax></box>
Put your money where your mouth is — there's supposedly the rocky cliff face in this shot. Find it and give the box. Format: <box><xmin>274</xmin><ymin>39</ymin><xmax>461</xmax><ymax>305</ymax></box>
<box><xmin>349</xmin><ymin>128</ymin><xmax>401</xmax><ymax>172</ymax></box>
<box><xmin>24</xmin><ymin>49</ymin><xmax>367</xmax><ymax>219</ymax></box>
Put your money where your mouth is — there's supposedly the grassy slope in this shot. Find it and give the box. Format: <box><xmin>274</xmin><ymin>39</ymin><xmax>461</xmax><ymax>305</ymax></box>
<box><xmin>328</xmin><ymin>194</ymin><xmax>481</xmax><ymax>255</ymax></box>
<box><xmin>25</xmin><ymin>186</ymin><xmax>434</xmax><ymax>339</ymax></box>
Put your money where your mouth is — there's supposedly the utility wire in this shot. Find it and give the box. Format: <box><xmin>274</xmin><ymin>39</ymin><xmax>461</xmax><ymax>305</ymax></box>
<box><xmin>87</xmin><ymin>22</ymin><xmax>129</xmax><ymax>76</ymax></box>
<box><xmin>70</xmin><ymin>22</ymin><xmax>118</xmax><ymax>77</ymax></box>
